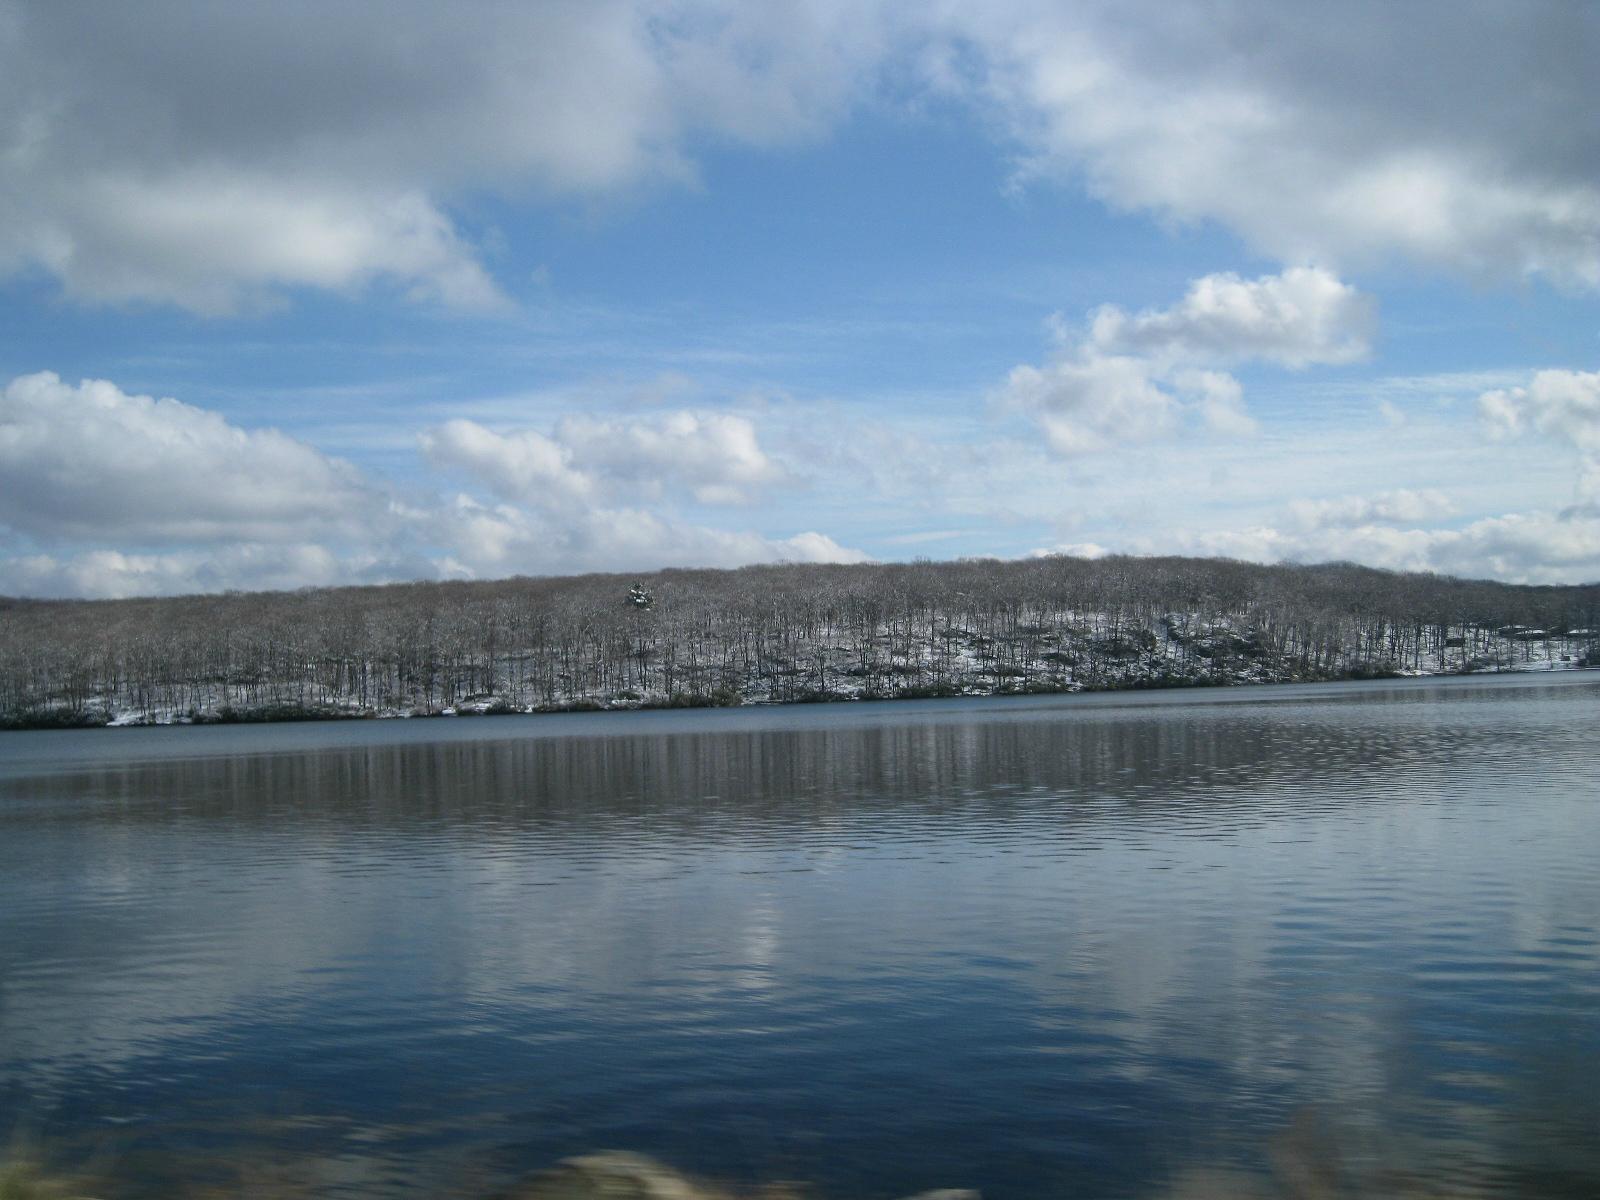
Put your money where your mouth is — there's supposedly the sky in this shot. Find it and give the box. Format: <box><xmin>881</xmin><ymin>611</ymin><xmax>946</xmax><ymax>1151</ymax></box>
<box><xmin>2</xmin><ymin>0</ymin><xmax>1598</xmax><ymax>599</ymax></box>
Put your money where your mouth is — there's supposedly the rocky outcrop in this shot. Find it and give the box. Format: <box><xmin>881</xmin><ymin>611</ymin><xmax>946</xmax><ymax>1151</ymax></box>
<box><xmin>511</xmin><ymin>1151</ymin><xmax>978</xmax><ymax>1200</ymax></box>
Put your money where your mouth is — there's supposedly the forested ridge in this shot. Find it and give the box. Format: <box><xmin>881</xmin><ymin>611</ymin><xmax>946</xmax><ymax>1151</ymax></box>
<box><xmin>3</xmin><ymin>554</ymin><xmax>1597</xmax><ymax>728</ymax></box>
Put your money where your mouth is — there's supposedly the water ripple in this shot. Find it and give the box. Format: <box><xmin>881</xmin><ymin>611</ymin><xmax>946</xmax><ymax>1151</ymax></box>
<box><xmin>1</xmin><ymin>672</ymin><xmax>1597</xmax><ymax>1198</ymax></box>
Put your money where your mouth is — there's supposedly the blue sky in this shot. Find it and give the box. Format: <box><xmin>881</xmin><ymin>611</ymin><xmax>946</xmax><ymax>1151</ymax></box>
<box><xmin>2</xmin><ymin>2</ymin><xmax>1597</xmax><ymax>597</ymax></box>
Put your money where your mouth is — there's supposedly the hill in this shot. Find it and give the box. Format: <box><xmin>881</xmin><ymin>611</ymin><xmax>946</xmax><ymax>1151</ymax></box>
<box><xmin>2</xmin><ymin>555</ymin><xmax>1596</xmax><ymax>728</ymax></box>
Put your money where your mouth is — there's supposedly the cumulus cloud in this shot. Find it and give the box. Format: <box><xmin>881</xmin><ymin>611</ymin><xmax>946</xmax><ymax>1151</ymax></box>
<box><xmin>1088</xmin><ymin>267</ymin><xmax>1374</xmax><ymax>367</ymax></box>
<box><xmin>22</xmin><ymin>181</ymin><xmax>504</xmax><ymax>316</ymax></box>
<box><xmin>1027</xmin><ymin>510</ymin><xmax>1600</xmax><ymax>584</ymax></box>
<box><xmin>1032</xmin><ymin>472</ymin><xmax>1588</xmax><ymax>584</ymax></box>
<box><xmin>428</xmin><ymin>495</ymin><xmax>866</xmax><ymax>580</ymax></box>
<box><xmin>0</xmin><ymin>544</ymin><xmax>384</xmax><ymax>601</ymax></box>
<box><xmin>1480</xmin><ymin>369</ymin><xmax>1600</xmax><ymax>497</ymax></box>
<box><xmin>416</xmin><ymin>408</ymin><xmax>845</xmax><ymax>580</ymax></box>
<box><xmin>0</xmin><ymin>1</ymin><xmax>888</xmax><ymax>312</ymax></box>
<box><xmin>1429</xmin><ymin>511</ymin><xmax>1600</xmax><ymax>582</ymax></box>
<box><xmin>0</xmin><ymin>503</ymin><xmax>869</xmax><ymax>598</ymax></box>
<box><xmin>1163</xmin><ymin>509</ymin><xmax>1600</xmax><ymax>586</ymax></box>
<box><xmin>1175</xmin><ymin>369</ymin><xmax>1256</xmax><ymax>438</ymax></box>
<box><xmin>422</xmin><ymin>410</ymin><xmax>787</xmax><ymax>506</ymax></box>
<box><xmin>420</xmin><ymin>420</ymin><xmax>595</xmax><ymax>507</ymax></box>
<box><xmin>944</xmin><ymin>2</ymin><xmax>1600</xmax><ymax>286</ymax></box>
<box><xmin>1029</xmin><ymin>541</ymin><xmax>1111</xmax><ymax>561</ymax></box>
<box><xmin>1287</xmin><ymin>489</ymin><xmax>1455</xmax><ymax>530</ymax></box>
<box><xmin>5</xmin><ymin>5</ymin><xmax>1596</xmax><ymax>311</ymax></box>
<box><xmin>1002</xmin><ymin>354</ymin><xmax>1179</xmax><ymax>455</ymax></box>
<box><xmin>556</xmin><ymin>411</ymin><xmax>788</xmax><ymax>504</ymax></box>
<box><xmin>0</xmin><ymin>372</ymin><xmax>381</xmax><ymax>543</ymax></box>
<box><xmin>1001</xmin><ymin>267</ymin><xmax>1368</xmax><ymax>453</ymax></box>
<box><xmin>0</xmin><ymin>372</ymin><xmax>864</xmax><ymax>596</ymax></box>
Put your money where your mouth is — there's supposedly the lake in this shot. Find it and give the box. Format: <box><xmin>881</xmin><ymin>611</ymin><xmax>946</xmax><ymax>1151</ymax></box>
<box><xmin>2</xmin><ymin>673</ymin><xmax>1597</xmax><ymax>1198</ymax></box>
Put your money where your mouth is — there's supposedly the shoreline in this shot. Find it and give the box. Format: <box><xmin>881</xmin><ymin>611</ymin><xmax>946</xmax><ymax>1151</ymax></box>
<box><xmin>4</xmin><ymin>660</ymin><xmax>1590</xmax><ymax>734</ymax></box>
<box><xmin>7</xmin><ymin>557</ymin><xmax>1595</xmax><ymax>736</ymax></box>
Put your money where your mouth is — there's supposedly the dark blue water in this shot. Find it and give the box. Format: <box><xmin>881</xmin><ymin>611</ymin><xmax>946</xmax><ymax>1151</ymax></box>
<box><xmin>2</xmin><ymin>673</ymin><xmax>1597</xmax><ymax>1198</ymax></box>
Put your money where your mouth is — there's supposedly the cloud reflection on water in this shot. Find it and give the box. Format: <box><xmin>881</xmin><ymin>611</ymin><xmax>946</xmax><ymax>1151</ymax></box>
<box><xmin>1</xmin><ymin>675</ymin><xmax>1597</xmax><ymax>1198</ymax></box>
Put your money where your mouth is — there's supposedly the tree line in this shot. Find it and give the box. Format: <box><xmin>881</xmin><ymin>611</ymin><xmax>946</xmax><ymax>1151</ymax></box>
<box><xmin>2</xmin><ymin>554</ymin><xmax>1596</xmax><ymax>727</ymax></box>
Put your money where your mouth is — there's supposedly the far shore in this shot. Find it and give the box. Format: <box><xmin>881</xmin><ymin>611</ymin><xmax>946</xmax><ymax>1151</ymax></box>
<box><xmin>4</xmin><ymin>658</ymin><xmax>1590</xmax><ymax>734</ymax></box>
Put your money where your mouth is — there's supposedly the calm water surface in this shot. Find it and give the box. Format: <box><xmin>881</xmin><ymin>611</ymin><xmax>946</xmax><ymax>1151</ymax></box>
<box><xmin>2</xmin><ymin>674</ymin><xmax>1597</xmax><ymax>1198</ymax></box>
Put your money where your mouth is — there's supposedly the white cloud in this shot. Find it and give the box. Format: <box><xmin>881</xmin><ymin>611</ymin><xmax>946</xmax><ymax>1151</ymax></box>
<box><xmin>1164</xmin><ymin>510</ymin><xmax>1600</xmax><ymax>586</ymax></box>
<box><xmin>1003</xmin><ymin>354</ymin><xmax>1178</xmax><ymax>455</ymax></box>
<box><xmin>0</xmin><ymin>544</ymin><xmax>376</xmax><ymax>601</ymax></box>
<box><xmin>1001</xmin><ymin>267</ymin><xmax>1366</xmax><ymax>454</ymax></box>
<box><xmin>422</xmin><ymin>410</ymin><xmax>787</xmax><ymax>506</ymax></box>
<box><xmin>1088</xmin><ymin>267</ymin><xmax>1373</xmax><ymax>367</ymax></box>
<box><xmin>0</xmin><ymin>2</ymin><xmax>889</xmax><ymax>312</ymax></box>
<box><xmin>1480</xmin><ymin>369</ymin><xmax>1600</xmax><ymax>497</ymax></box>
<box><xmin>1028</xmin><ymin>509</ymin><xmax>1600</xmax><ymax>585</ymax></box>
<box><xmin>0</xmin><ymin>372</ymin><xmax>866</xmax><ymax>596</ymax></box>
<box><xmin>945</xmin><ymin>3</ymin><xmax>1600</xmax><ymax>286</ymax></box>
<box><xmin>26</xmin><ymin>180</ymin><xmax>505</xmax><ymax>316</ymax></box>
<box><xmin>1178</xmin><ymin>369</ymin><xmax>1257</xmax><ymax>437</ymax></box>
<box><xmin>555</xmin><ymin>410</ymin><xmax>788</xmax><ymax>504</ymax></box>
<box><xmin>428</xmin><ymin>495</ymin><xmax>866</xmax><ymax>579</ymax></box>
<box><xmin>8</xmin><ymin>5</ymin><xmax>1596</xmax><ymax>312</ymax></box>
<box><xmin>1005</xmin><ymin>402</ymin><xmax>1598</xmax><ymax>584</ymax></box>
<box><xmin>419</xmin><ymin>420</ymin><xmax>595</xmax><ymax>506</ymax></box>
<box><xmin>1287</xmin><ymin>489</ymin><xmax>1456</xmax><ymax>530</ymax></box>
<box><xmin>1029</xmin><ymin>541</ymin><xmax>1110</xmax><ymax>560</ymax></box>
<box><xmin>0</xmin><ymin>372</ymin><xmax>381</xmax><ymax>543</ymax></box>
<box><xmin>1431</xmin><ymin>511</ymin><xmax>1600</xmax><ymax>582</ymax></box>
<box><xmin>419</xmin><ymin>406</ymin><xmax>857</xmax><ymax>578</ymax></box>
